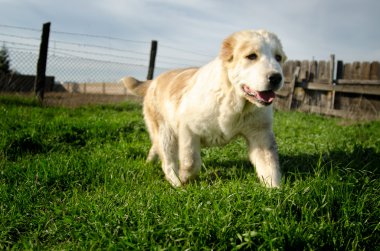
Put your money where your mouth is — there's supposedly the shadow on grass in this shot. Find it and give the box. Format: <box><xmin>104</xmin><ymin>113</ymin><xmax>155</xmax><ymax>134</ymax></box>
<box><xmin>282</xmin><ymin>145</ymin><xmax>380</xmax><ymax>180</ymax></box>
<box><xmin>4</xmin><ymin>136</ymin><xmax>48</xmax><ymax>161</ymax></box>
<box><xmin>202</xmin><ymin>145</ymin><xmax>380</xmax><ymax>184</ymax></box>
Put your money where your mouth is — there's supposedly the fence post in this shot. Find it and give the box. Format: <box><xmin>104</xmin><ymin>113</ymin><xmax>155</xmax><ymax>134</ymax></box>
<box><xmin>147</xmin><ymin>40</ymin><xmax>158</xmax><ymax>80</ymax></box>
<box><xmin>34</xmin><ymin>22</ymin><xmax>51</xmax><ymax>102</ymax></box>
<box><xmin>329</xmin><ymin>54</ymin><xmax>336</xmax><ymax>109</ymax></box>
<box><xmin>287</xmin><ymin>66</ymin><xmax>300</xmax><ymax>110</ymax></box>
<box><xmin>336</xmin><ymin>60</ymin><xmax>344</xmax><ymax>80</ymax></box>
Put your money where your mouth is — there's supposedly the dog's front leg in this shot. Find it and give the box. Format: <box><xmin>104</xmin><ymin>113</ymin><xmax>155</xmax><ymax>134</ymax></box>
<box><xmin>245</xmin><ymin>130</ymin><xmax>281</xmax><ymax>188</ymax></box>
<box><xmin>178</xmin><ymin>125</ymin><xmax>202</xmax><ymax>184</ymax></box>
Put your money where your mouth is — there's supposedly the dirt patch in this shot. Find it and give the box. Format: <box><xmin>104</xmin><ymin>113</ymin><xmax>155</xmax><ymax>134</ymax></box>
<box><xmin>43</xmin><ymin>92</ymin><xmax>142</xmax><ymax>108</ymax></box>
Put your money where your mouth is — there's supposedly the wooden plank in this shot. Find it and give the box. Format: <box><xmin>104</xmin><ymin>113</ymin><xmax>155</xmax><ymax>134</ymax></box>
<box><xmin>305</xmin><ymin>82</ymin><xmax>333</xmax><ymax>91</ymax></box>
<box><xmin>337</xmin><ymin>79</ymin><xmax>380</xmax><ymax>85</ymax></box>
<box><xmin>351</xmin><ymin>61</ymin><xmax>361</xmax><ymax>79</ymax></box>
<box><xmin>360</xmin><ymin>62</ymin><xmax>371</xmax><ymax>80</ymax></box>
<box><xmin>326</xmin><ymin>60</ymin><xmax>331</xmax><ymax>81</ymax></box>
<box><xmin>287</xmin><ymin>66</ymin><xmax>300</xmax><ymax>109</ymax></box>
<box><xmin>299</xmin><ymin>105</ymin><xmax>353</xmax><ymax>118</ymax></box>
<box><xmin>317</xmin><ymin>60</ymin><xmax>328</xmax><ymax>81</ymax></box>
<box><xmin>282</xmin><ymin>61</ymin><xmax>294</xmax><ymax>82</ymax></box>
<box><xmin>305</xmin><ymin>82</ymin><xmax>380</xmax><ymax>95</ymax></box>
<box><xmin>343</xmin><ymin>63</ymin><xmax>352</xmax><ymax>79</ymax></box>
<box><xmin>299</xmin><ymin>60</ymin><xmax>309</xmax><ymax>81</ymax></box>
<box><xmin>317</xmin><ymin>60</ymin><xmax>331</xmax><ymax>82</ymax></box>
<box><xmin>309</xmin><ymin>60</ymin><xmax>318</xmax><ymax>81</ymax></box>
<box><xmin>299</xmin><ymin>105</ymin><xmax>379</xmax><ymax>119</ymax></box>
<box><xmin>334</xmin><ymin>85</ymin><xmax>380</xmax><ymax>95</ymax></box>
<box><xmin>370</xmin><ymin>61</ymin><xmax>380</xmax><ymax>80</ymax></box>
<box><xmin>282</xmin><ymin>60</ymin><xmax>300</xmax><ymax>83</ymax></box>
<box><xmin>293</xmin><ymin>61</ymin><xmax>301</xmax><ymax>81</ymax></box>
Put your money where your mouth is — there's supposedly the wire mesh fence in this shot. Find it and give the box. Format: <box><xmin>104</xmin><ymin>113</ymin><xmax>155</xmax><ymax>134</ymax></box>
<box><xmin>0</xmin><ymin>23</ymin><xmax>211</xmax><ymax>103</ymax></box>
<box><xmin>1</xmin><ymin>46</ymin><xmax>159</xmax><ymax>93</ymax></box>
<box><xmin>0</xmin><ymin>49</ymin><xmax>39</xmax><ymax>92</ymax></box>
<box><xmin>1</xmin><ymin>49</ymin><xmax>156</xmax><ymax>96</ymax></box>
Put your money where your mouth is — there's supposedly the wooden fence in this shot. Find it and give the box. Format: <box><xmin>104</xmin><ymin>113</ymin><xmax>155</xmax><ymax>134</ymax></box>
<box><xmin>275</xmin><ymin>55</ymin><xmax>380</xmax><ymax>119</ymax></box>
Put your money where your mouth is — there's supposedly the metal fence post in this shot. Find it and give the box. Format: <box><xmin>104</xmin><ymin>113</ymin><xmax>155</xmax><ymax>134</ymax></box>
<box><xmin>147</xmin><ymin>40</ymin><xmax>157</xmax><ymax>80</ymax></box>
<box><xmin>34</xmin><ymin>22</ymin><xmax>51</xmax><ymax>102</ymax></box>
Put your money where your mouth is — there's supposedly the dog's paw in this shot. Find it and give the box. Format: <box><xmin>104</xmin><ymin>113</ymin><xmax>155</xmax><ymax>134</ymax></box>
<box><xmin>165</xmin><ymin>175</ymin><xmax>183</xmax><ymax>188</ymax></box>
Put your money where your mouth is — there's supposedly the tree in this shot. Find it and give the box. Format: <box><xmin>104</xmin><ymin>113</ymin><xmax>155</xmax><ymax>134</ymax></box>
<box><xmin>0</xmin><ymin>45</ymin><xmax>11</xmax><ymax>74</ymax></box>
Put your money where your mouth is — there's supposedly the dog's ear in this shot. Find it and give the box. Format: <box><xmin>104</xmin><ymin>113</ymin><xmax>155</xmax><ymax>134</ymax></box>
<box><xmin>282</xmin><ymin>53</ymin><xmax>288</xmax><ymax>63</ymax></box>
<box><xmin>220</xmin><ymin>36</ymin><xmax>235</xmax><ymax>62</ymax></box>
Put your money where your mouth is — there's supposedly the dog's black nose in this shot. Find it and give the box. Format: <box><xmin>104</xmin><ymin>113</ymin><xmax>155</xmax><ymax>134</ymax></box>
<box><xmin>268</xmin><ymin>73</ymin><xmax>282</xmax><ymax>87</ymax></box>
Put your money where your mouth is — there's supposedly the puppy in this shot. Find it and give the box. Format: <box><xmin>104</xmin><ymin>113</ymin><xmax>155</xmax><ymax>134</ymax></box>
<box><xmin>122</xmin><ymin>30</ymin><xmax>287</xmax><ymax>188</ymax></box>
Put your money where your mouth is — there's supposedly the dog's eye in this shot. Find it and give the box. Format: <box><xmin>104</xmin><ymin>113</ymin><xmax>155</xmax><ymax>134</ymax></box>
<box><xmin>246</xmin><ymin>53</ymin><xmax>258</xmax><ymax>60</ymax></box>
<box><xmin>275</xmin><ymin>54</ymin><xmax>282</xmax><ymax>62</ymax></box>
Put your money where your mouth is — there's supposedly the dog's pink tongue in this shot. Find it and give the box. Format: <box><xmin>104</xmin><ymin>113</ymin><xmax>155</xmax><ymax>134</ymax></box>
<box><xmin>257</xmin><ymin>90</ymin><xmax>275</xmax><ymax>103</ymax></box>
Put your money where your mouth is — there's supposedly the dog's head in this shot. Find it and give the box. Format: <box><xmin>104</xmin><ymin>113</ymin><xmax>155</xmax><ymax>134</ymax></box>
<box><xmin>220</xmin><ymin>30</ymin><xmax>287</xmax><ymax>107</ymax></box>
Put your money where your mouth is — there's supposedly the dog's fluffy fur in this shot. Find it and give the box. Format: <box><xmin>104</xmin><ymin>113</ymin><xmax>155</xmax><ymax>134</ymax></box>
<box><xmin>122</xmin><ymin>30</ymin><xmax>287</xmax><ymax>188</ymax></box>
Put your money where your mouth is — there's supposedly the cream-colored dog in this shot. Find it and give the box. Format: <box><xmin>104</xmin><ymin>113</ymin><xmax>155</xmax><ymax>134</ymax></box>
<box><xmin>123</xmin><ymin>30</ymin><xmax>287</xmax><ymax>188</ymax></box>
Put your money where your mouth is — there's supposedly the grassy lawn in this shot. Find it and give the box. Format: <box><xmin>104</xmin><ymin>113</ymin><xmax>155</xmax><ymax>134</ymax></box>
<box><xmin>1</xmin><ymin>94</ymin><xmax>379</xmax><ymax>250</ymax></box>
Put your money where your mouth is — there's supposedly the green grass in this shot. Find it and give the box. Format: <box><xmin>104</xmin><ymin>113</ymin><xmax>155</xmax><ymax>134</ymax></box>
<box><xmin>1</xmin><ymin>94</ymin><xmax>379</xmax><ymax>250</ymax></box>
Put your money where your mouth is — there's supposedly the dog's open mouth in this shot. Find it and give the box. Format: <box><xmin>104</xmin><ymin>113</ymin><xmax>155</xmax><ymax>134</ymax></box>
<box><xmin>242</xmin><ymin>84</ymin><xmax>275</xmax><ymax>105</ymax></box>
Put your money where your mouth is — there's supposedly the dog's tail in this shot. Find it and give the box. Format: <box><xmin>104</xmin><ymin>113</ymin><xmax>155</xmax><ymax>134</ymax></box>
<box><xmin>120</xmin><ymin>76</ymin><xmax>151</xmax><ymax>97</ymax></box>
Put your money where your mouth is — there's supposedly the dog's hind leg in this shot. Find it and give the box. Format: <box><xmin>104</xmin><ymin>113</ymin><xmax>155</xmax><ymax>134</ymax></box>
<box><xmin>143</xmin><ymin>105</ymin><xmax>160</xmax><ymax>163</ymax></box>
<box><xmin>143</xmin><ymin>103</ymin><xmax>180</xmax><ymax>186</ymax></box>
<box><xmin>147</xmin><ymin>145</ymin><xmax>159</xmax><ymax>163</ymax></box>
<box><xmin>157</xmin><ymin>124</ymin><xmax>182</xmax><ymax>187</ymax></box>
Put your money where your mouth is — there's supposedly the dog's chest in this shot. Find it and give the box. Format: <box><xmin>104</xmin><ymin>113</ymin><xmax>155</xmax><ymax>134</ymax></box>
<box><xmin>181</xmin><ymin>90</ymin><xmax>271</xmax><ymax>147</ymax></box>
<box><xmin>196</xmin><ymin>110</ymin><xmax>255</xmax><ymax>147</ymax></box>
<box><xmin>199</xmin><ymin>129</ymin><xmax>232</xmax><ymax>146</ymax></box>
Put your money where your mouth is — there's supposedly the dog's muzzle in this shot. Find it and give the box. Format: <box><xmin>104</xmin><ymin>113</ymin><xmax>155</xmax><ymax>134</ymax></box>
<box><xmin>242</xmin><ymin>84</ymin><xmax>276</xmax><ymax>105</ymax></box>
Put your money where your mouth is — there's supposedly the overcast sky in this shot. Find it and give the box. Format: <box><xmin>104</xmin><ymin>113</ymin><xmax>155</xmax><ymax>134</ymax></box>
<box><xmin>1</xmin><ymin>0</ymin><xmax>379</xmax><ymax>64</ymax></box>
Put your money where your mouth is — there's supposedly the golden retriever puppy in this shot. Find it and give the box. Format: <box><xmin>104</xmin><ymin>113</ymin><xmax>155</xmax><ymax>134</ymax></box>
<box><xmin>122</xmin><ymin>30</ymin><xmax>287</xmax><ymax>188</ymax></box>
